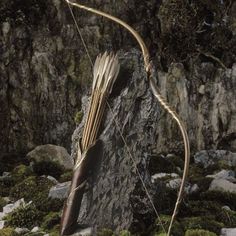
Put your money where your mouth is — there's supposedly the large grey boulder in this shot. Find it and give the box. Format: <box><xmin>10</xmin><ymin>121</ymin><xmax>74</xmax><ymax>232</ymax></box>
<box><xmin>27</xmin><ymin>144</ymin><xmax>74</xmax><ymax>169</ymax></box>
<box><xmin>209</xmin><ymin>179</ymin><xmax>236</xmax><ymax>193</ymax></box>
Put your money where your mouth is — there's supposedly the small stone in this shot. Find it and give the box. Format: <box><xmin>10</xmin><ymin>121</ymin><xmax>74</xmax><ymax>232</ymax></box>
<box><xmin>48</xmin><ymin>181</ymin><xmax>71</xmax><ymax>199</ymax></box>
<box><xmin>31</xmin><ymin>226</ymin><xmax>39</xmax><ymax>232</ymax></box>
<box><xmin>209</xmin><ymin>179</ymin><xmax>236</xmax><ymax>193</ymax></box>
<box><xmin>46</xmin><ymin>175</ymin><xmax>58</xmax><ymax>184</ymax></box>
<box><xmin>0</xmin><ymin>220</ymin><xmax>5</xmax><ymax>229</ymax></box>
<box><xmin>221</xmin><ymin>228</ymin><xmax>236</xmax><ymax>236</ymax></box>
<box><xmin>15</xmin><ymin>227</ymin><xmax>30</xmax><ymax>234</ymax></box>
<box><xmin>71</xmin><ymin>227</ymin><xmax>92</xmax><ymax>236</ymax></box>
<box><xmin>0</xmin><ymin>212</ymin><xmax>6</xmax><ymax>221</ymax></box>
<box><xmin>3</xmin><ymin>198</ymin><xmax>25</xmax><ymax>214</ymax></box>
<box><xmin>151</xmin><ymin>173</ymin><xmax>179</xmax><ymax>183</ymax></box>
<box><xmin>207</xmin><ymin>170</ymin><xmax>235</xmax><ymax>182</ymax></box>
<box><xmin>190</xmin><ymin>184</ymin><xmax>199</xmax><ymax>194</ymax></box>
<box><xmin>167</xmin><ymin>178</ymin><xmax>182</xmax><ymax>189</ymax></box>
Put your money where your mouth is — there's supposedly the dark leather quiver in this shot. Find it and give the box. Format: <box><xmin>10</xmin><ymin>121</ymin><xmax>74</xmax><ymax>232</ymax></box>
<box><xmin>60</xmin><ymin>139</ymin><xmax>103</xmax><ymax>236</ymax></box>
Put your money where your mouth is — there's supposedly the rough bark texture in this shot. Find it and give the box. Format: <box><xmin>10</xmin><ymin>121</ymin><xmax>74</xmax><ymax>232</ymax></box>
<box><xmin>1</xmin><ymin>0</ymin><xmax>236</xmax><ymax>234</ymax></box>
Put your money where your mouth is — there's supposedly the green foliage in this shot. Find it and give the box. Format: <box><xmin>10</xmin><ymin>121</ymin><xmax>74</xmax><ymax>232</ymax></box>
<box><xmin>12</xmin><ymin>164</ymin><xmax>33</xmax><ymax>181</ymax></box>
<box><xmin>0</xmin><ymin>227</ymin><xmax>18</xmax><ymax>236</ymax></box>
<box><xmin>149</xmin><ymin>155</ymin><xmax>176</xmax><ymax>174</ymax></box>
<box><xmin>5</xmin><ymin>204</ymin><xmax>43</xmax><ymax>228</ymax></box>
<box><xmin>97</xmin><ymin>228</ymin><xmax>115</xmax><ymax>236</ymax></box>
<box><xmin>42</xmin><ymin>212</ymin><xmax>60</xmax><ymax>230</ymax></box>
<box><xmin>154</xmin><ymin>215</ymin><xmax>184</xmax><ymax>236</ymax></box>
<box><xmin>74</xmin><ymin>111</ymin><xmax>84</xmax><ymax>125</ymax></box>
<box><xmin>185</xmin><ymin>229</ymin><xmax>217</xmax><ymax>236</ymax></box>
<box><xmin>32</xmin><ymin>161</ymin><xmax>64</xmax><ymax>179</ymax></box>
<box><xmin>0</xmin><ymin>196</ymin><xmax>7</xmax><ymax>211</ymax></box>
<box><xmin>40</xmin><ymin>198</ymin><xmax>64</xmax><ymax>213</ymax></box>
<box><xmin>119</xmin><ymin>230</ymin><xmax>132</xmax><ymax>236</ymax></box>
<box><xmin>181</xmin><ymin>216</ymin><xmax>224</xmax><ymax>235</ymax></box>
<box><xmin>201</xmin><ymin>191</ymin><xmax>236</xmax><ymax>211</ymax></box>
<box><xmin>0</xmin><ymin>177</ymin><xmax>15</xmax><ymax>197</ymax></box>
<box><xmin>10</xmin><ymin>176</ymin><xmax>53</xmax><ymax>202</ymax></box>
<box><xmin>59</xmin><ymin>170</ymin><xmax>73</xmax><ymax>182</ymax></box>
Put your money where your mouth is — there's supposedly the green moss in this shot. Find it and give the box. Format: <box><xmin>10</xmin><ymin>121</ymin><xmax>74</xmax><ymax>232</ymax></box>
<box><xmin>74</xmin><ymin>111</ymin><xmax>84</xmax><ymax>125</ymax></box>
<box><xmin>201</xmin><ymin>191</ymin><xmax>236</xmax><ymax>211</ymax></box>
<box><xmin>185</xmin><ymin>229</ymin><xmax>217</xmax><ymax>236</ymax></box>
<box><xmin>12</xmin><ymin>164</ymin><xmax>33</xmax><ymax>181</ymax></box>
<box><xmin>97</xmin><ymin>228</ymin><xmax>115</xmax><ymax>236</ymax></box>
<box><xmin>0</xmin><ymin>227</ymin><xmax>18</xmax><ymax>236</ymax></box>
<box><xmin>154</xmin><ymin>215</ymin><xmax>184</xmax><ymax>236</ymax></box>
<box><xmin>10</xmin><ymin>176</ymin><xmax>53</xmax><ymax>202</ymax></box>
<box><xmin>4</xmin><ymin>204</ymin><xmax>44</xmax><ymax>228</ymax></box>
<box><xmin>9</xmin><ymin>176</ymin><xmax>62</xmax><ymax>213</ymax></box>
<box><xmin>48</xmin><ymin>224</ymin><xmax>60</xmax><ymax>236</ymax></box>
<box><xmin>181</xmin><ymin>216</ymin><xmax>224</xmax><ymax>234</ymax></box>
<box><xmin>0</xmin><ymin>177</ymin><xmax>15</xmax><ymax>197</ymax></box>
<box><xmin>59</xmin><ymin>170</ymin><xmax>73</xmax><ymax>182</ymax></box>
<box><xmin>41</xmin><ymin>198</ymin><xmax>64</xmax><ymax>212</ymax></box>
<box><xmin>33</xmin><ymin>161</ymin><xmax>64</xmax><ymax>179</ymax></box>
<box><xmin>119</xmin><ymin>230</ymin><xmax>132</xmax><ymax>236</ymax></box>
<box><xmin>42</xmin><ymin>212</ymin><xmax>60</xmax><ymax>230</ymax></box>
<box><xmin>0</xmin><ymin>196</ymin><xmax>7</xmax><ymax>211</ymax></box>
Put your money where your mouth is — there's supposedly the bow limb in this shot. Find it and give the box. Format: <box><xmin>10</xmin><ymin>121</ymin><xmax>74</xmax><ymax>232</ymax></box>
<box><xmin>65</xmin><ymin>1</ymin><xmax>190</xmax><ymax>235</ymax></box>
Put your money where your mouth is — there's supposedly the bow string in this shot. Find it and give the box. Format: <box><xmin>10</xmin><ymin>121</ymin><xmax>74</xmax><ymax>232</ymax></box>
<box><xmin>64</xmin><ymin>1</ymin><xmax>190</xmax><ymax>235</ymax></box>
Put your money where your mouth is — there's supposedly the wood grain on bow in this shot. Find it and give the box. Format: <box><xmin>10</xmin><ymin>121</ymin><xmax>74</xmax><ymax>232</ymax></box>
<box><xmin>64</xmin><ymin>1</ymin><xmax>190</xmax><ymax>235</ymax></box>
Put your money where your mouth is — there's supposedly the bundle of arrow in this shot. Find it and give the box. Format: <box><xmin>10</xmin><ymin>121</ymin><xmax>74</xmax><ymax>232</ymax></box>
<box><xmin>60</xmin><ymin>52</ymin><xmax>120</xmax><ymax>235</ymax></box>
<box><xmin>81</xmin><ymin>51</ymin><xmax>120</xmax><ymax>151</ymax></box>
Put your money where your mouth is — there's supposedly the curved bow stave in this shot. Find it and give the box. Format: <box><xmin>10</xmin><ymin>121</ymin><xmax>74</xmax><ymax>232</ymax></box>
<box><xmin>64</xmin><ymin>1</ymin><xmax>190</xmax><ymax>235</ymax></box>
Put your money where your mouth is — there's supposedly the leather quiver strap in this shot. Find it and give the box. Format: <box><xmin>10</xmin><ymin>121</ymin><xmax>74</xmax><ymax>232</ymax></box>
<box><xmin>60</xmin><ymin>139</ymin><xmax>103</xmax><ymax>235</ymax></box>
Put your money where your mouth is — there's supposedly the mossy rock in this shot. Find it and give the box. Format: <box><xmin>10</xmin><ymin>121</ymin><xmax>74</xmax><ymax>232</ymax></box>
<box><xmin>0</xmin><ymin>177</ymin><xmax>15</xmax><ymax>197</ymax></box>
<box><xmin>40</xmin><ymin>197</ymin><xmax>64</xmax><ymax>213</ymax></box>
<box><xmin>0</xmin><ymin>227</ymin><xmax>18</xmax><ymax>236</ymax></box>
<box><xmin>12</xmin><ymin>164</ymin><xmax>33</xmax><ymax>181</ymax></box>
<box><xmin>4</xmin><ymin>204</ymin><xmax>44</xmax><ymax>228</ymax></box>
<box><xmin>74</xmin><ymin>111</ymin><xmax>83</xmax><ymax>125</ymax></box>
<box><xmin>119</xmin><ymin>230</ymin><xmax>132</xmax><ymax>236</ymax></box>
<box><xmin>32</xmin><ymin>160</ymin><xmax>64</xmax><ymax>179</ymax></box>
<box><xmin>185</xmin><ymin>229</ymin><xmax>217</xmax><ymax>236</ymax></box>
<box><xmin>154</xmin><ymin>215</ymin><xmax>184</xmax><ymax>236</ymax></box>
<box><xmin>201</xmin><ymin>190</ymin><xmax>236</xmax><ymax>211</ymax></box>
<box><xmin>59</xmin><ymin>170</ymin><xmax>73</xmax><ymax>182</ymax></box>
<box><xmin>155</xmin><ymin>187</ymin><xmax>178</xmax><ymax>215</ymax></box>
<box><xmin>181</xmin><ymin>216</ymin><xmax>224</xmax><ymax>234</ymax></box>
<box><xmin>97</xmin><ymin>228</ymin><xmax>115</xmax><ymax>236</ymax></box>
<box><xmin>0</xmin><ymin>196</ymin><xmax>7</xmax><ymax>211</ymax></box>
<box><xmin>9</xmin><ymin>176</ymin><xmax>61</xmax><ymax>213</ymax></box>
<box><xmin>42</xmin><ymin>212</ymin><xmax>60</xmax><ymax>230</ymax></box>
<box><xmin>48</xmin><ymin>224</ymin><xmax>60</xmax><ymax>236</ymax></box>
<box><xmin>179</xmin><ymin>200</ymin><xmax>222</xmax><ymax>218</ymax></box>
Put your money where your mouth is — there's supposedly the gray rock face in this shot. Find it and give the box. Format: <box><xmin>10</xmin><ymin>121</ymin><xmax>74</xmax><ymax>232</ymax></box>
<box><xmin>27</xmin><ymin>144</ymin><xmax>74</xmax><ymax>169</ymax></box>
<box><xmin>49</xmin><ymin>181</ymin><xmax>71</xmax><ymax>199</ymax></box>
<box><xmin>0</xmin><ymin>0</ymin><xmax>82</xmax><ymax>153</ymax></box>
<box><xmin>194</xmin><ymin>150</ymin><xmax>236</xmax><ymax>168</ymax></box>
<box><xmin>70</xmin><ymin>48</ymin><xmax>236</xmax><ymax>232</ymax></box>
<box><xmin>221</xmin><ymin>228</ymin><xmax>236</xmax><ymax>236</ymax></box>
